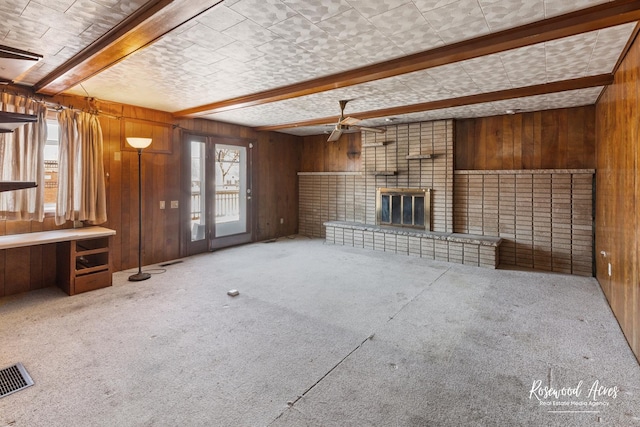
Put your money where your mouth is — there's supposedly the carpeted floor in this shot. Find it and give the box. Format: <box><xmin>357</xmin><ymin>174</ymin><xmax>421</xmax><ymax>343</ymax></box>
<box><xmin>1</xmin><ymin>236</ymin><xmax>638</xmax><ymax>426</ymax></box>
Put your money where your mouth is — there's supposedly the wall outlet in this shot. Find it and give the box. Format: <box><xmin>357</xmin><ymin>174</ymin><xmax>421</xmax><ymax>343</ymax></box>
<box><xmin>608</xmin><ymin>262</ymin><xmax>612</xmax><ymax>277</ymax></box>
<box><xmin>280</xmin><ymin>217</ymin><xmax>284</xmax><ymax>224</ymax></box>
<box><xmin>171</xmin><ymin>200</ymin><xmax>179</xmax><ymax>209</ymax></box>
<box><xmin>160</xmin><ymin>201</ymin><xmax>165</xmax><ymax>209</ymax></box>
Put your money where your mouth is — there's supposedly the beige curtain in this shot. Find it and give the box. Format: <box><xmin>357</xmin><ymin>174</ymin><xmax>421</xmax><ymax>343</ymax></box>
<box><xmin>55</xmin><ymin>109</ymin><xmax>79</xmax><ymax>225</ymax></box>
<box><xmin>56</xmin><ymin>110</ymin><xmax>107</xmax><ymax>225</ymax></box>
<box><xmin>0</xmin><ymin>93</ymin><xmax>47</xmax><ymax>221</ymax></box>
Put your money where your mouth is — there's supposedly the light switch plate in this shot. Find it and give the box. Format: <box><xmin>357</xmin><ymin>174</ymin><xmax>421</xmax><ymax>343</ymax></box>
<box><xmin>160</xmin><ymin>201</ymin><xmax>165</xmax><ymax>209</ymax></box>
<box><xmin>171</xmin><ymin>200</ymin><xmax>179</xmax><ymax>209</ymax></box>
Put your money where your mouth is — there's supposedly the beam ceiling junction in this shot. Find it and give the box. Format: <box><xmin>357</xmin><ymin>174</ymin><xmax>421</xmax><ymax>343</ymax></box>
<box><xmin>174</xmin><ymin>0</ymin><xmax>640</xmax><ymax>118</ymax></box>
<box><xmin>35</xmin><ymin>0</ymin><xmax>225</xmax><ymax>95</ymax></box>
<box><xmin>253</xmin><ymin>74</ymin><xmax>614</xmax><ymax>131</ymax></box>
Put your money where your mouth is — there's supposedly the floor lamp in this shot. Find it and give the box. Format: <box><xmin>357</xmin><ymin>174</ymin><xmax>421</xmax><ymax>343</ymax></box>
<box><xmin>126</xmin><ymin>137</ymin><xmax>152</xmax><ymax>282</ymax></box>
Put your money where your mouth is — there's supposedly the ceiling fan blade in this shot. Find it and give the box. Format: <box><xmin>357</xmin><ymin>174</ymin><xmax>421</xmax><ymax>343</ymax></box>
<box><xmin>327</xmin><ymin>127</ymin><xmax>343</xmax><ymax>141</ymax></box>
<box><xmin>353</xmin><ymin>125</ymin><xmax>386</xmax><ymax>134</ymax></box>
<box><xmin>340</xmin><ymin>116</ymin><xmax>360</xmax><ymax>126</ymax></box>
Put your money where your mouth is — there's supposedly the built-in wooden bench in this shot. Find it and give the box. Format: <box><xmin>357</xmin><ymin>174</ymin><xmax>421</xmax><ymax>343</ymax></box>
<box><xmin>324</xmin><ymin>221</ymin><xmax>502</xmax><ymax>268</ymax></box>
<box><xmin>0</xmin><ymin>226</ymin><xmax>116</xmax><ymax>295</ymax></box>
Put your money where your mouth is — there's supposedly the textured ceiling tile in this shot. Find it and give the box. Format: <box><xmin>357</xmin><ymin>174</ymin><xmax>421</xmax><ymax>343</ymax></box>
<box><xmin>544</xmin><ymin>0</ymin><xmax>610</xmax><ymax>18</ymax></box>
<box><xmin>108</xmin><ymin>0</ymin><xmax>149</xmax><ymax>15</ymax></box>
<box><xmin>3</xmin><ymin>18</ymin><xmax>50</xmax><ymax>45</ymax></box>
<box><xmin>181</xmin><ymin>60</ymin><xmax>220</xmax><ymax>77</ymax></box>
<box><xmin>546</xmin><ymin>31</ymin><xmax>598</xmax><ymax>81</ymax></box>
<box><xmin>91</xmin><ymin>0</ymin><xmax>121</xmax><ymax>7</ymax></box>
<box><xmin>282</xmin><ymin>0</ymin><xmax>353</xmax><ymax>23</ymax></box>
<box><xmin>229</xmin><ymin>0</ymin><xmax>297</xmax><ymax>27</ymax></box>
<box><xmin>21</xmin><ymin>2</ymin><xmax>89</xmax><ymax>36</ymax></box>
<box><xmin>413</xmin><ymin>0</ymin><xmax>459</xmax><ymax>13</ymax></box>
<box><xmin>368</xmin><ymin>3</ymin><xmax>429</xmax><ymax>36</ymax></box>
<box><xmin>479</xmin><ymin>0</ymin><xmax>544</xmax><ymax>32</ymax></box>
<box><xmin>268</xmin><ymin>14</ymin><xmax>326</xmax><ymax>43</ymax></box>
<box><xmin>257</xmin><ymin>37</ymin><xmax>309</xmax><ymax>59</ymax></box>
<box><xmin>222</xmin><ymin>19</ymin><xmax>278</xmax><ymax>47</ymax></box>
<box><xmin>347</xmin><ymin>29</ymin><xmax>401</xmax><ymax>62</ymax></box>
<box><xmin>296</xmin><ymin>32</ymin><xmax>363</xmax><ymax>61</ymax></box>
<box><xmin>316</xmin><ymin>8</ymin><xmax>376</xmax><ymax>40</ymax></box>
<box><xmin>214</xmin><ymin>41</ymin><xmax>266</xmax><ymax>62</ymax></box>
<box><xmin>32</xmin><ymin>0</ymin><xmax>74</xmax><ymax>13</ymax></box>
<box><xmin>427</xmin><ymin>63</ymin><xmax>479</xmax><ymax>93</ymax></box>
<box><xmin>346</xmin><ymin>0</ymin><xmax>411</xmax><ymax>18</ymax></box>
<box><xmin>460</xmin><ymin>54</ymin><xmax>512</xmax><ymax>92</ymax></box>
<box><xmin>499</xmin><ymin>44</ymin><xmax>547</xmax><ymax>87</ymax></box>
<box><xmin>387</xmin><ymin>25</ymin><xmax>444</xmax><ymax>55</ymax></box>
<box><xmin>543</xmin><ymin>86</ymin><xmax>602</xmax><ymax>105</ymax></box>
<box><xmin>37</xmin><ymin>26</ymin><xmax>85</xmax><ymax>52</ymax></box>
<box><xmin>182</xmin><ymin>43</ymin><xmax>227</xmax><ymax>65</ymax></box>
<box><xmin>423</xmin><ymin>0</ymin><xmax>491</xmax><ymax>43</ymax></box>
<box><xmin>587</xmin><ymin>23</ymin><xmax>636</xmax><ymax>74</ymax></box>
<box><xmin>212</xmin><ymin>57</ymin><xmax>255</xmax><ymax>74</ymax></box>
<box><xmin>197</xmin><ymin>5</ymin><xmax>246</xmax><ymax>32</ymax></box>
<box><xmin>0</xmin><ymin>1</ymin><xmax>28</xmax><ymax>16</ymax></box>
<box><xmin>66</xmin><ymin>0</ymin><xmax>127</xmax><ymax>30</ymax></box>
<box><xmin>178</xmin><ymin>24</ymin><xmax>235</xmax><ymax>50</ymax></box>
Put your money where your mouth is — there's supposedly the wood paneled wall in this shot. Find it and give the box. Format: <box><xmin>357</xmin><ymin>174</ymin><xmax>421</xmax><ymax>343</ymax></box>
<box><xmin>178</xmin><ymin>118</ymin><xmax>301</xmax><ymax>241</ymax></box>
<box><xmin>0</xmin><ymin>98</ymin><xmax>301</xmax><ymax>297</ymax></box>
<box><xmin>595</xmin><ymin>31</ymin><xmax>640</xmax><ymax>363</ymax></box>
<box><xmin>300</xmin><ymin>133</ymin><xmax>361</xmax><ymax>172</ymax></box>
<box><xmin>456</xmin><ymin>106</ymin><xmax>595</xmax><ymax>170</ymax></box>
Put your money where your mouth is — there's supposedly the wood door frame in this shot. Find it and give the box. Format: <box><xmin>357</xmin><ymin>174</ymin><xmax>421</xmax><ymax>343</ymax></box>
<box><xmin>181</xmin><ymin>131</ymin><xmax>257</xmax><ymax>256</ymax></box>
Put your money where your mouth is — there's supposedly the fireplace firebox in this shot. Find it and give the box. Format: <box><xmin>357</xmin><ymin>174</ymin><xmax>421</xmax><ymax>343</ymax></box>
<box><xmin>376</xmin><ymin>188</ymin><xmax>431</xmax><ymax>231</ymax></box>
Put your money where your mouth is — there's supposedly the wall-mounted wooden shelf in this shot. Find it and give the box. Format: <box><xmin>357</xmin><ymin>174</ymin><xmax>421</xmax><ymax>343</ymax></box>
<box><xmin>362</xmin><ymin>141</ymin><xmax>392</xmax><ymax>148</ymax></box>
<box><xmin>405</xmin><ymin>154</ymin><xmax>433</xmax><ymax>160</ymax></box>
<box><xmin>0</xmin><ymin>181</ymin><xmax>37</xmax><ymax>192</ymax></box>
<box><xmin>372</xmin><ymin>171</ymin><xmax>397</xmax><ymax>176</ymax></box>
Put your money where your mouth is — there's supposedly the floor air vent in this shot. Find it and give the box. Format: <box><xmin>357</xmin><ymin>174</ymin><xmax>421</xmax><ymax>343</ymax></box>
<box><xmin>0</xmin><ymin>363</ymin><xmax>34</xmax><ymax>398</ymax></box>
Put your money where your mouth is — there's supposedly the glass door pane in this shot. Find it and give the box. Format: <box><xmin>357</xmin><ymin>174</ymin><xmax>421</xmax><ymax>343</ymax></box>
<box><xmin>214</xmin><ymin>144</ymin><xmax>247</xmax><ymax>238</ymax></box>
<box><xmin>190</xmin><ymin>139</ymin><xmax>206</xmax><ymax>242</ymax></box>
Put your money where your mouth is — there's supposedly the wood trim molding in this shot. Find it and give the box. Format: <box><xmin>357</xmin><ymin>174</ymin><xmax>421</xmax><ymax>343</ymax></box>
<box><xmin>174</xmin><ymin>0</ymin><xmax>640</xmax><ymax>118</ymax></box>
<box><xmin>35</xmin><ymin>0</ymin><xmax>225</xmax><ymax>95</ymax></box>
<box><xmin>254</xmin><ymin>74</ymin><xmax>613</xmax><ymax>131</ymax></box>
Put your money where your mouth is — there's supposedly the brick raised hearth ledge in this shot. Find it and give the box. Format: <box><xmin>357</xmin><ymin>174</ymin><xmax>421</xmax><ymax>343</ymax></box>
<box><xmin>324</xmin><ymin>221</ymin><xmax>502</xmax><ymax>268</ymax></box>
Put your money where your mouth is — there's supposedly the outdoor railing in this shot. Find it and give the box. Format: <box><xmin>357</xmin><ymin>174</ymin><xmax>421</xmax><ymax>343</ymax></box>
<box><xmin>191</xmin><ymin>188</ymin><xmax>240</xmax><ymax>220</ymax></box>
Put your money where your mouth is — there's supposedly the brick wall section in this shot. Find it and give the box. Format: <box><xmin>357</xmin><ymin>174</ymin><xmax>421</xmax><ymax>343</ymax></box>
<box><xmin>453</xmin><ymin>170</ymin><xmax>593</xmax><ymax>276</ymax></box>
<box><xmin>324</xmin><ymin>221</ymin><xmax>500</xmax><ymax>268</ymax></box>
<box><xmin>299</xmin><ymin>119</ymin><xmax>454</xmax><ymax>238</ymax></box>
<box><xmin>363</xmin><ymin>120</ymin><xmax>454</xmax><ymax>232</ymax></box>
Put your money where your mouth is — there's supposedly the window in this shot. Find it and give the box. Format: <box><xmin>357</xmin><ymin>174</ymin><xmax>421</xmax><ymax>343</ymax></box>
<box><xmin>43</xmin><ymin>120</ymin><xmax>59</xmax><ymax>212</ymax></box>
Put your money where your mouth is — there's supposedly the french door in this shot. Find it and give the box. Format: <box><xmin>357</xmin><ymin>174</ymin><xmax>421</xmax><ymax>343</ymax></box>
<box><xmin>187</xmin><ymin>135</ymin><xmax>253</xmax><ymax>254</ymax></box>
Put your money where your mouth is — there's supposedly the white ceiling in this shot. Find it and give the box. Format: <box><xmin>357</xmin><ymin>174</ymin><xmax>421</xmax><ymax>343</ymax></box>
<box><xmin>1</xmin><ymin>0</ymin><xmax>635</xmax><ymax>136</ymax></box>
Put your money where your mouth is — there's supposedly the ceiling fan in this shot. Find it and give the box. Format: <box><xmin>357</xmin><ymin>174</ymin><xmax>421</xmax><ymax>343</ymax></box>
<box><xmin>327</xmin><ymin>100</ymin><xmax>386</xmax><ymax>142</ymax></box>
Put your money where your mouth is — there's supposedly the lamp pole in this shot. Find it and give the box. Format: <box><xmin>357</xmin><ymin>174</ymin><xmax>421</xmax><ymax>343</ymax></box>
<box><xmin>126</xmin><ymin>137</ymin><xmax>152</xmax><ymax>282</ymax></box>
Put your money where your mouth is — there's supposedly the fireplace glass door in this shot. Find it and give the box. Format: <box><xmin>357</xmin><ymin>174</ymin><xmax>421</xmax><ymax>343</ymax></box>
<box><xmin>377</xmin><ymin>188</ymin><xmax>430</xmax><ymax>230</ymax></box>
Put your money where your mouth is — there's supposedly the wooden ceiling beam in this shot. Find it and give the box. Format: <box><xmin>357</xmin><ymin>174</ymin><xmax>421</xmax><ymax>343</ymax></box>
<box><xmin>35</xmin><ymin>0</ymin><xmax>224</xmax><ymax>95</ymax></box>
<box><xmin>253</xmin><ymin>74</ymin><xmax>614</xmax><ymax>132</ymax></box>
<box><xmin>175</xmin><ymin>0</ymin><xmax>640</xmax><ymax>118</ymax></box>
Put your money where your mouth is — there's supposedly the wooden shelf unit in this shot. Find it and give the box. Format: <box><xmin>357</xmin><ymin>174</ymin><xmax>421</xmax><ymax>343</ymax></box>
<box><xmin>57</xmin><ymin>235</ymin><xmax>113</xmax><ymax>295</ymax></box>
<box><xmin>0</xmin><ymin>227</ymin><xmax>115</xmax><ymax>296</ymax></box>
